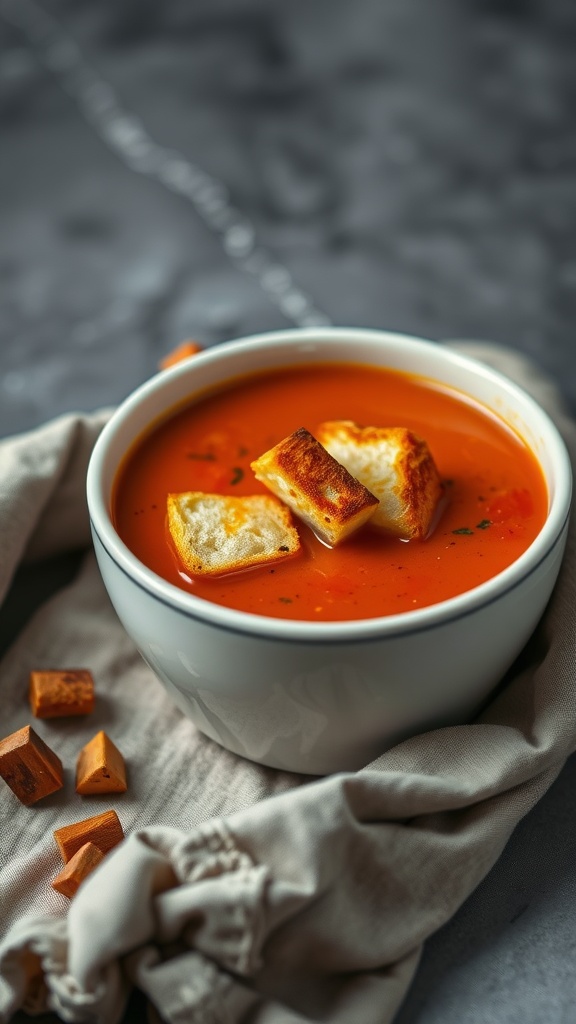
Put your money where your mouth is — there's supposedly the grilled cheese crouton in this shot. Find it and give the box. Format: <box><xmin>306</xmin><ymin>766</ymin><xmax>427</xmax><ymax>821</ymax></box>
<box><xmin>251</xmin><ymin>427</ymin><xmax>379</xmax><ymax>547</ymax></box>
<box><xmin>167</xmin><ymin>492</ymin><xmax>301</xmax><ymax>576</ymax></box>
<box><xmin>316</xmin><ymin>421</ymin><xmax>443</xmax><ymax>540</ymax></box>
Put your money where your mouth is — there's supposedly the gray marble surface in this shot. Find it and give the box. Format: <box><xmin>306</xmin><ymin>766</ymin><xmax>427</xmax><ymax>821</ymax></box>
<box><xmin>1</xmin><ymin>1</ymin><xmax>576</xmax><ymax>1021</ymax></box>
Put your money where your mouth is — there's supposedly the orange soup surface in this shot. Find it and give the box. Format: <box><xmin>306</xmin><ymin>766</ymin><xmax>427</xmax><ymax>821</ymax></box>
<box><xmin>112</xmin><ymin>362</ymin><xmax>548</xmax><ymax>621</ymax></box>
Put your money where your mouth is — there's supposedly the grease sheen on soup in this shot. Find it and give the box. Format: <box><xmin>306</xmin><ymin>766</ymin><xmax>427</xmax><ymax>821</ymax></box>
<box><xmin>112</xmin><ymin>362</ymin><xmax>548</xmax><ymax>621</ymax></box>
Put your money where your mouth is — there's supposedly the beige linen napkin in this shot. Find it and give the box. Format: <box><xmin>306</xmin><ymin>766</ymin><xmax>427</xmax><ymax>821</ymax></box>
<box><xmin>0</xmin><ymin>343</ymin><xmax>575</xmax><ymax>1024</ymax></box>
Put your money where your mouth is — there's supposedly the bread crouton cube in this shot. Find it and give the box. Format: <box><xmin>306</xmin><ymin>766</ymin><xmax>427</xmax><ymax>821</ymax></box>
<box><xmin>0</xmin><ymin>725</ymin><xmax>63</xmax><ymax>805</ymax></box>
<box><xmin>51</xmin><ymin>842</ymin><xmax>105</xmax><ymax>899</ymax></box>
<box><xmin>167</xmin><ymin>492</ymin><xmax>301</xmax><ymax>576</ymax></box>
<box><xmin>316</xmin><ymin>421</ymin><xmax>443</xmax><ymax>540</ymax></box>
<box><xmin>76</xmin><ymin>731</ymin><xmax>128</xmax><ymax>795</ymax></box>
<box><xmin>29</xmin><ymin>669</ymin><xmax>95</xmax><ymax>718</ymax></box>
<box><xmin>159</xmin><ymin>339</ymin><xmax>202</xmax><ymax>370</ymax></box>
<box><xmin>251</xmin><ymin>427</ymin><xmax>379</xmax><ymax>547</ymax></box>
<box><xmin>53</xmin><ymin>809</ymin><xmax>124</xmax><ymax>864</ymax></box>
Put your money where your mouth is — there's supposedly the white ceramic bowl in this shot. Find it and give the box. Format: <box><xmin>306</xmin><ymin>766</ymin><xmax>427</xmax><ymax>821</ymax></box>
<box><xmin>86</xmin><ymin>329</ymin><xmax>572</xmax><ymax>774</ymax></box>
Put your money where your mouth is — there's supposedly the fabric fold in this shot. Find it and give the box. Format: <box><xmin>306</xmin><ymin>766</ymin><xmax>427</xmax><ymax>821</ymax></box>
<box><xmin>0</xmin><ymin>411</ymin><xmax>110</xmax><ymax>605</ymax></box>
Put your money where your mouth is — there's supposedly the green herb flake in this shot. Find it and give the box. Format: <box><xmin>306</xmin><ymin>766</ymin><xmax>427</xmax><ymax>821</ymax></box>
<box><xmin>476</xmin><ymin>519</ymin><xmax>492</xmax><ymax>530</ymax></box>
<box><xmin>186</xmin><ymin>451</ymin><xmax>216</xmax><ymax>462</ymax></box>
<box><xmin>453</xmin><ymin>527</ymin><xmax>474</xmax><ymax>536</ymax></box>
<box><xmin>279</xmin><ymin>596</ymin><xmax>293</xmax><ymax>604</ymax></box>
<box><xmin>230</xmin><ymin>467</ymin><xmax>244</xmax><ymax>485</ymax></box>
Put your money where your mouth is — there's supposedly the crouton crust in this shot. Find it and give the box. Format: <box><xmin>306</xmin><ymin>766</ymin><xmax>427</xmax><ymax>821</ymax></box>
<box><xmin>316</xmin><ymin>420</ymin><xmax>443</xmax><ymax>540</ymax></box>
<box><xmin>251</xmin><ymin>427</ymin><xmax>379</xmax><ymax>546</ymax></box>
<box><xmin>167</xmin><ymin>492</ymin><xmax>301</xmax><ymax>576</ymax></box>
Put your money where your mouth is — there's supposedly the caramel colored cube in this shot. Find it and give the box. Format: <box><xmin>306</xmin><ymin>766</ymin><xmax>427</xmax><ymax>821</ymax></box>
<box><xmin>29</xmin><ymin>669</ymin><xmax>95</xmax><ymax>718</ymax></box>
<box><xmin>54</xmin><ymin>809</ymin><xmax>124</xmax><ymax>863</ymax></box>
<box><xmin>0</xmin><ymin>725</ymin><xmax>64</xmax><ymax>805</ymax></box>
<box><xmin>51</xmin><ymin>841</ymin><xmax>105</xmax><ymax>899</ymax></box>
<box><xmin>159</xmin><ymin>339</ymin><xmax>202</xmax><ymax>370</ymax></box>
<box><xmin>76</xmin><ymin>731</ymin><xmax>127</xmax><ymax>795</ymax></box>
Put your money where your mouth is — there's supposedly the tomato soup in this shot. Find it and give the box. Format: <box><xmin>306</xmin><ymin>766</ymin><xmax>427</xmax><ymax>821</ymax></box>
<box><xmin>112</xmin><ymin>362</ymin><xmax>548</xmax><ymax>621</ymax></box>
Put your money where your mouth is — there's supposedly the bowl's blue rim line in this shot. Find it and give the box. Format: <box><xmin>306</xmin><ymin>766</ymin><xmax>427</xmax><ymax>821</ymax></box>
<box><xmin>89</xmin><ymin>509</ymin><xmax>570</xmax><ymax>645</ymax></box>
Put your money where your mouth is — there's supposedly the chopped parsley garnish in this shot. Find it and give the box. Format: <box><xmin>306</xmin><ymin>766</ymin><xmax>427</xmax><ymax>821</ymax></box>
<box><xmin>186</xmin><ymin>451</ymin><xmax>216</xmax><ymax>461</ymax></box>
<box><xmin>476</xmin><ymin>519</ymin><xmax>492</xmax><ymax>530</ymax></box>
<box><xmin>230</xmin><ymin>467</ymin><xmax>244</xmax><ymax>485</ymax></box>
<box><xmin>452</xmin><ymin>527</ymin><xmax>474</xmax><ymax>535</ymax></box>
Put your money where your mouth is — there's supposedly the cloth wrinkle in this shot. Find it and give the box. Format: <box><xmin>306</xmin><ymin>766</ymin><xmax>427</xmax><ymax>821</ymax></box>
<box><xmin>125</xmin><ymin>944</ymin><xmax>258</xmax><ymax>1024</ymax></box>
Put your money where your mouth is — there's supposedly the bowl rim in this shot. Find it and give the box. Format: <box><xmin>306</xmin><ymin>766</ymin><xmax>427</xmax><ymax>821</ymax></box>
<box><xmin>87</xmin><ymin>327</ymin><xmax>573</xmax><ymax>642</ymax></box>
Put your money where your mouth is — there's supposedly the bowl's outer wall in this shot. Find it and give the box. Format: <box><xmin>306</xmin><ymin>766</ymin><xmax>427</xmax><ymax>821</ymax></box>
<box><xmin>88</xmin><ymin>330</ymin><xmax>572</xmax><ymax>773</ymax></box>
<box><xmin>91</xmin><ymin>517</ymin><xmax>568</xmax><ymax>774</ymax></box>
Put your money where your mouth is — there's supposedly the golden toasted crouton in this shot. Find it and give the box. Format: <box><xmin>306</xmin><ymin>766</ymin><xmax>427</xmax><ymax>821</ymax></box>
<box><xmin>167</xmin><ymin>492</ymin><xmax>301</xmax><ymax>576</ymax></box>
<box><xmin>251</xmin><ymin>427</ymin><xmax>379</xmax><ymax>547</ymax></box>
<box><xmin>316</xmin><ymin>420</ymin><xmax>443</xmax><ymax>540</ymax></box>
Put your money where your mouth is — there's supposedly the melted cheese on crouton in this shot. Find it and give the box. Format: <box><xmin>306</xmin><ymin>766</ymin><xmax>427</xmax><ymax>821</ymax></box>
<box><xmin>316</xmin><ymin>421</ymin><xmax>443</xmax><ymax>540</ymax></box>
<box><xmin>251</xmin><ymin>427</ymin><xmax>379</xmax><ymax>546</ymax></box>
<box><xmin>167</xmin><ymin>492</ymin><xmax>301</xmax><ymax>576</ymax></box>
